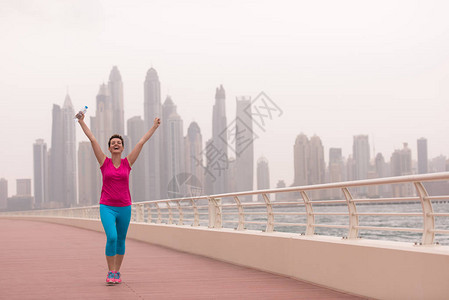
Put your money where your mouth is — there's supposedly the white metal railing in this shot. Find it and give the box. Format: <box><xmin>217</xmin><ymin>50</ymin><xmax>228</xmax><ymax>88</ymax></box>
<box><xmin>2</xmin><ymin>172</ymin><xmax>449</xmax><ymax>246</ymax></box>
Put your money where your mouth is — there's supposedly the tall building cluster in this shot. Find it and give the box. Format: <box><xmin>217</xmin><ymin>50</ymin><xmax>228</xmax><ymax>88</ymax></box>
<box><xmin>2</xmin><ymin>66</ymin><xmax>449</xmax><ymax>211</ymax></box>
<box><xmin>291</xmin><ymin>135</ymin><xmax>448</xmax><ymax>199</ymax></box>
<box><xmin>14</xmin><ymin>66</ymin><xmax>259</xmax><ymax>211</ymax></box>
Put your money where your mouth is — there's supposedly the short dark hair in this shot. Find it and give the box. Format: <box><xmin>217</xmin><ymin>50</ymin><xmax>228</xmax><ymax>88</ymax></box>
<box><xmin>108</xmin><ymin>134</ymin><xmax>124</xmax><ymax>148</ymax></box>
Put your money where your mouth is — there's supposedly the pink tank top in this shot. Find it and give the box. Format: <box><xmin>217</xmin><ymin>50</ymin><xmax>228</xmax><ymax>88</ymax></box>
<box><xmin>100</xmin><ymin>157</ymin><xmax>132</xmax><ymax>206</ymax></box>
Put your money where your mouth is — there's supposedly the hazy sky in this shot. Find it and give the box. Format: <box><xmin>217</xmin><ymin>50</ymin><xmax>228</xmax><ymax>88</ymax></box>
<box><xmin>1</xmin><ymin>0</ymin><xmax>449</xmax><ymax>196</ymax></box>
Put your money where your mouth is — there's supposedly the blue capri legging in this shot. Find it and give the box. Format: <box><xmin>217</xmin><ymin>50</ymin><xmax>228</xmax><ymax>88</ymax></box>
<box><xmin>100</xmin><ymin>204</ymin><xmax>131</xmax><ymax>256</ymax></box>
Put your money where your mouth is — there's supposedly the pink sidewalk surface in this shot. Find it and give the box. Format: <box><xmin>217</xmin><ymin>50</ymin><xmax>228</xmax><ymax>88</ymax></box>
<box><xmin>1</xmin><ymin>218</ymin><xmax>364</xmax><ymax>299</ymax></box>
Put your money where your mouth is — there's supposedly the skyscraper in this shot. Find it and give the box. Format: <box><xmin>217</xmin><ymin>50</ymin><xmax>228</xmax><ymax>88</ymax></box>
<box><xmin>275</xmin><ymin>180</ymin><xmax>289</xmax><ymax>202</ymax></box>
<box><xmin>48</xmin><ymin>96</ymin><xmax>77</xmax><ymax>207</ymax></box>
<box><xmin>417</xmin><ymin>138</ymin><xmax>428</xmax><ymax>174</ymax></box>
<box><xmin>204</xmin><ymin>139</ymin><xmax>214</xmax><ymax>195</ymax></box>
<box><xmin>227</xmin><ymin>157</ymin><xmax>236</xmax><ymax>193</ymax></box>
<box><xmin>144</xmin><ymin>68</ymin><xmax>162</xmax><ymax>200</ymax></box>
<box><xmin>328</xmin><ymin>148</ymin><xmax>343</xmax><ymax>199</ymax></box>
<box><xmin>329</xmin><ymin>148</ymin><xmax>343</xmax><ymax>183</ymax></box>
<box><xmin>33</xmin><ymin>139</ymin><xmax>48</xmax><ymax>208</ymax></box>
<box><xmin>257</xmin><ymin>156</ymin><xmax>270</xmax><ymax>201</ymax></box>
<box><xmin>89</xmin><ymin>84</ymin><xmax>114</xmax><ymax>202</ymax></box>
<box><xmin>92</xmin><ymin>84</ymin><xmax>113</xmax><ymax>153</ymax></box>
<box><xmin>293</xmin><ymin>133</ymin><xmax>309</xmax><ymax>186</ymax></box>
<box><xmin>16</xmin><ymin>179</ymin><xmax>32</xmax><ymax>196</ymax></box>
<box><xmin>235</xmin><ymin>97</ymin><xmax>254</xmax><ymax>201</ymax></box>
<box><xmin>184</xmin><ymin>122</ymin><xmax>204</xmax><ymax>196</ymax></box>
<box><xmin>78</xmin><ymin>141</ymin><xmax>97</xmax><ymax>206</ymax></box>
<box><xmin>166</xmin><ymin>109</ymin><xmax>184</xmax><ymax>199</ymax></box>
<box><xmin>391</xmin><ymin>143</ymin><xmax>412</xmax><ymax>176</ymax></box>
<box><xmin>127</xmin><ymin>116</ymin><xmax>146</xmax><ymax>202</ymax></box>
<box><xmin>207</xmin><ymin>85</ymin><xmax>228</xmax><ymax>194</ymax></box>
<box><xmin>308</xmin><ymin>135</ymin><xmax>325</xmax><ymax>185</ymax></box>
<box><xmin>108</xmin><ymin>66</ymin><xmax>125</xmax><ymax>135</ymax></box>
<box><xmin>162</xmin><ymin>96</ymin><xmax>177</xmax><ymax>198</ymax></box>
<box><xmin>62</xmin><ymin>94</ymin><xmax>77</xmax><ymax>206</ymax></box>
<box><xmin>353</xmin><ymin>135</ymin><xmax>370</xmax><ymax>180</ymax></box>
<box><xmin>390</xmin><ymin>143</ymin><xmax>413</xmax><ymax>196</ymax></box>
<box><xmin>346</xmin><ymin>155</ymin><xmax>355</xmax><ymax>182</ymax></box>
<box><xmin>0</xmin><ymin>178</ymin><xmax>7</xmax><ymax>210</ymax></box>
<box><xmin>49</xmin><ymin>104</ymin><xmax>63</xmax><ymax>205</ymax></box>
<box><xmin>430</xmin><ymin>155</ymin><xmax>447</xmax><ymax>173</ymax></box>
<box><xmin>374</xmin><ymin>153</ymin><xmax>390</xmax><ymax>197</ymax></box>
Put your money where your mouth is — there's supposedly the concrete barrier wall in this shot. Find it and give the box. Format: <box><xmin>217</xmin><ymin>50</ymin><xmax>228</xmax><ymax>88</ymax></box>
<box><xmin>7</xmin><ymin>216</ymin><xmax>449</xmax><ymax>300</ymax></box>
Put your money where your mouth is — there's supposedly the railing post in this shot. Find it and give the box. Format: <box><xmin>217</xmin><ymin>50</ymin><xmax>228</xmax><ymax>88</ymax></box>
<box><xmin>167</xmin><ymin>202</ymin><xmax>173</xmax><ymax>225</ymax></box>
<box><xmin>342</xmin><ymin>187</ymin><xmax>359</xmax><ymax>239</ymax></box>
<box><xmin>233</xmin><ymin>196</ymin><xmax>245</xmax><ymax>231</ymax></box>
<box><xmin>147</xmin><ymin>204</ymin><xmax>152</xmax><ymax>223</ymax></box>
<box><xmin>131</xmin><ymin>206</ymin><xmax>136</xmax><ymax>221</ymax></box>
<box><xmin>136</xmin><ymin>204</ymin><xmax>144</xmax><ymax>223</ymax></box>
<box><xmin>176</xmin><ymin>201</ymin><xmax>184</xmax><ymax>225</ymax></box>
<box><xmin>414</xmin><ymin>182</ymin><xmax>435</xmax><ymax>245</ymax></box>
<box><xmin>155</xmin><ymin>203</ymin><xmax>162</xmax><ymax>224</ymax></box>
<box><xmin>300</xmin><ymin>191</ymin><xmax>315</xmax><ymax>235</ymax></box>
<box><xmin>263</xmin><ymin>194</ymin><xmax>274</xmax><ymax>232</ymax></box>
<box><xmin>191</xmin><ymin>198</ymin><xmax>199</xmax><ymax>226</ymax></box>
<box><xmin>208</xmin><ymin>197</ymin><xmax>222</xmax><ymax>228</ymax></box>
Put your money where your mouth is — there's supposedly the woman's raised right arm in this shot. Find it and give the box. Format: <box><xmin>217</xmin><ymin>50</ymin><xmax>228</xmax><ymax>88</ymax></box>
<box><xmin>77</xmin><ymin>112</ymin><xmax>106</xmax><ymax>166</ymax></box>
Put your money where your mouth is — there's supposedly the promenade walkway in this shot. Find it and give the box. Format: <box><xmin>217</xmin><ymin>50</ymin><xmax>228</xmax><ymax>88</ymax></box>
<box><xmin>1</xmin><ymin>219</ymin><xmax>364</xmax><ymax>299</ymax></box>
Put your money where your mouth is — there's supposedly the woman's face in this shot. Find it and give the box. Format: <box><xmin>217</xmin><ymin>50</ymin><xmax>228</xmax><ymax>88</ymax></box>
<box><xmin>109</xmin><ymin>138</ymin><xmax>124</xmax><ymax>154</ymax></box>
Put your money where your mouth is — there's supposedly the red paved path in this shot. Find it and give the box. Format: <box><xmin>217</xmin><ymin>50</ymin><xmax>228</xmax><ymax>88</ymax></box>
<box><xmin>1</xmin><ymin>219</ymin><xmax>365</xmax><ymax>299</ymax></box>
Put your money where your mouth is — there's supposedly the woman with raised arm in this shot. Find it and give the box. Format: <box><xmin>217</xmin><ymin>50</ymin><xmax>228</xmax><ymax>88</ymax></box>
<box><xmin>76</xmin><ymin>111</ymin><xmax>160</xmax><ymax>284</ymax></box>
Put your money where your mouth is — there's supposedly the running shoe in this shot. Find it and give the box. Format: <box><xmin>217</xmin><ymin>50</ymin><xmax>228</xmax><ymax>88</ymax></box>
<box><xmin>106</xmin><ymin>271</ymin><xmax>115</xmax><ymax>284</ymax></box>
<box><xmin>114</xmin><ymin>271</ymin><xmax>122</xmax><ymax>284</ymax></box>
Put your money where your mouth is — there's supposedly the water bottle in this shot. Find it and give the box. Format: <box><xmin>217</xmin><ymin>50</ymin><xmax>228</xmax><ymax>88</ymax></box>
<box><xmin>74</xmin><ymin>106</ymin><xmax>88</xmax><ymax>122</ymax></box>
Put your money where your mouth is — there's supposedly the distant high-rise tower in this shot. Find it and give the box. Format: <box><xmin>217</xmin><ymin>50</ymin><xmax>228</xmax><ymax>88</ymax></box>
<box><xmin>90</xmin><ymin>84</ymin><xmax>113</xmax><ymax>202</ymax></box>
<box><xmin>235</xmin><ymin>97</ymin><xmax>254</xmax><ymax>201</ymax></box>
<box><xmin>185</xmin><ymin>122</ymin><xmax>204</xmax><ymax>196</ymax></box>
<box><xmin>293</xmin><ymin>134</ymin><xmax>309</xmax><ymax>186</ymax></box>
<box><xmin>353</xmin><ymin>135</ymin><xmax>370</xmax><ymax>180</ymax></box>
<box><xmin>0</xmin><ymin>178</ymin><xmax>7</xmax><ymax>210</ymax></box>
<box><xmin>33</xmin><ymin>139</ymin><xmax>48</xmax><ymax>207</ymax></box>
<box><xmin>257</xmin><ymin>156</ymin><xmax>270</xmax><ymax>201</ymax></box>
<box><xmin>275</xmin><ymin>180</ymin><xmax>289</xmax><ymax>202</ymax></box>
<box><xmin>374</xmin><ymin>152</ymin><xmax>390</xmax><ymax>197</ymax></box>
<box><xmin>127</xmin><ymin>116</ymin><xmax>146</xmax><ymax>202</ymax></box>
<box><xmin>92</xmin><ymin>84</ymin><xmax>113</xmax><ymax>153</ymax></box>
<box><xmin>78</xmin><ymin>141</ymin><xmax>97</xmax><ymax>206</ymax></box>
<box><xmin>204</xmin><ymin>139</ymin><xmax>214</xmax><ymax>195</ymax></box>
<box><xmin>108</xmin><ymin>66</ymin><xmax>125</xmax><ymax>135</ymax></box>
<box><xmin>162</xmin><ymin>96</ymin><xmax>177</xmax><ymax>198</ymax></box>
<box><xmin>391</xmin><ymin>143</ymin><xmax>412</xmax><ymax>176</ymax></box>
<box><xmin>417</xmin><ymin>138</ymin><xmax>428</xmax><ymax>174</ymax></box>
<box><xmin>17</xmin><ymin>179</ymin><xmax>32</xmax><ymax>196</ymax></box>
<box><xmin>430</xmin><ymin>155</ymin><xmax>447</xmax><ymax>173</ymax></box>
<box><xmin>375</xmin><ymin>153</ymin><xmax>387</xmax><ymax>178</ymax></box>
<box><xmin>328</xmin><ymin>148</ymin><xmax>343</xmax><ymax>199</ymax></box>
<box><xmin>346</xmin><ymin>155</ymin><xmax>355</xmax><ymax>182</ymax></box>
<box><xmin>308</xmin><ymin>135</ymin><xmax>325</xmax><ymax>185</ymax></box>
<box><xmin>62</xmin><ymin>95</ymin><xmax>77</xmax><ymax>206</ymax></box>
<box><xmin>49</xmin><ymin>95</ymin><xmax>77</xmax><ymax>207</ymax></box>
<box><xmin>166</xmin><ymin>108</ymin><xmax>185</xmax><ymax>199</ymax></box>
<box><xmin>390</xmin><ymin>143</ymin><xmax>413</xmax><ymax>196</ymax></box>
<box><xmin>49</xmin><ymin>104</ymin><xmax>63</xmax><ymax>205</ymax></box>
<box><xmin>207</xmin><ymin>85</ymin><xmax>228</xmax><ymax>194</ymax></box>
<box><xmin>328</xmin><ymin>148</ymin><xmax>343</xmax><ymax>183</ymax></box>
<box><xmin>144</xmin><ymin>67</ymin><xmax>162</xmax><ymax>200</ymax></box>
<box><xmin>227</xmin><ymin>157</ymin><xmax>236</xmax><ymax>193</ymax></box>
